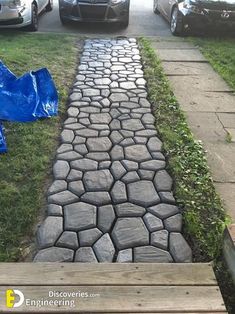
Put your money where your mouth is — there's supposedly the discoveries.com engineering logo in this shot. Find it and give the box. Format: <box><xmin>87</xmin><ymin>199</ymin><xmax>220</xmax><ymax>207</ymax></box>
<box><xmin>6</xmin><ymin>289</ymin><xmax>25</xmax><ymax>308</ymax></box>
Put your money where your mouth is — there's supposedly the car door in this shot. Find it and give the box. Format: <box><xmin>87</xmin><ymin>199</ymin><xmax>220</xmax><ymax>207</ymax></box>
<box><xmin>164</xmin><ymin>0</ymin><xmax>179</xmax><ymax>21</ymax></box>
<box><xmin>157</xmin><ymin>0</ymin><xmax>166</xmax><ymax>16</ymax></box>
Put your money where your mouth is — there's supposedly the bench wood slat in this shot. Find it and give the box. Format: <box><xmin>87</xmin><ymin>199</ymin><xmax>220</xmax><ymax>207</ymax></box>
<box><xmin>0</xmin><ymin>286</ymin><xmax>226</xmax><ymax>313</ymax></box>
<box><xmin>0</xmin><ymin>263</ymin><xmax>216</xmax><ymax>286</ymax></box>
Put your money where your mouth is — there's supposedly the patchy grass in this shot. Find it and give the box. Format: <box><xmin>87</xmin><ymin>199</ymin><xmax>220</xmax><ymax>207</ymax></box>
<box><xmin>192</xmin><ymin>38</ymin><xmax>235</xmax><ymax>90</ymax></box>
<box><xmin>0</xmin><ymin>32</ymin><xmax>78</xmax><ymax>261</ymax></box>
<box><xmin>139</xmin><ymin>38</ymin><xmax>228</xmax><ymax>261</ymax></box>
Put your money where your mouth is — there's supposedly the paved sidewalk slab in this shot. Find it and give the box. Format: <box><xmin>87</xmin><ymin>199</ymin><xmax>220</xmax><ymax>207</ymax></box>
<box><xmin>154</xmin><ymin>48</ymin><xmax>207</xmax><ymax>62</ymax></box>
<box><xmin>162</xmin><ymin>61</ymin><xmax>233</xmax><ymax>78</ymax></box>
<box><xmin>172</xmin><ymin>89</ymin><xmax>235</xmax><ymax>113</ymax></box>
<box><xmin>216</xmin><ymin>183</ymin><xmax>235</xmax><ymax>221</ymax></box>
<box><xmin>152</xmin><ymin>38</ymin><xmax>235</xmax><ymax>221</ymax></box>
<box><xmin>150</xmin><ymin>41</ymin><xmax>197</xmax><ymax>49</ymax></box>
<box><xmin>34</xmin><ymin>38</ymin><xmax>192</xmax><ymax>263</ymax></box>
<box><xmin>169</xmin><ymin>75</ymin><xmax>233</xmax><ymax>92</ymax></box>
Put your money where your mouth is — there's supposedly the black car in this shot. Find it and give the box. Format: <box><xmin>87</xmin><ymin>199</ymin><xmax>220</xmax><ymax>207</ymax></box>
<box><xmin>153</xmin><ymin>0</ymin><xmax>235</xmax><ymax>35</ymax></box>
<box><xmin>59</xmin><ymin>0</ymin><xmax>130</xmax><ymax>27</ymax></box>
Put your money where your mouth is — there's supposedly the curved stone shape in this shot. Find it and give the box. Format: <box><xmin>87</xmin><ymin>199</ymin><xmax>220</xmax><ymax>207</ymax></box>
<box><xmin>147</xmin><ymin>137</ymin><xmax>163</xmax><ymax>151</ymax></box>
<box><xmin>57</xmin><ymin>231</ymin><xmax>79</xmax><ymax>250</ymax></box>
<box><xmin>159</xmin><ymin>191</ymin><xmax>176</xmax><ymax>204</ymax></box>
<box><xmin>110</xmin><ymin>161</ymin><xmax>126</xmax><ymax>180</ymax></box>
<box><xmin>143</xmin><ymin>213</ymin><xmax>163</xmax><ymax>232</ymax></box>
<box><xmin>140</xmin><ymin>160</ymin><xmax>166</xmax><ymax>171</ymax></box>
<box><xmin>48</xmin><ymin>180</ymin><xmax>67</xmax><ymax>195</ymax></box>
<box><xmin>68</xmin><ymin>180</ymin><xmax>85</xmax><ymax>196</ymax></box>
<box><xmin>83</xmin><ymin>170</ymin><xmax>114</xmax><ymax>192</ymax></box>
<box><xmin>125</xmin><ymin>145</ymin><xmax>151</xmax><ymax>162</ymax></box>
<box><xmin>90</xmin><ymin>113</ymin><xmax>111</xmax><ymax>124</ymax></box>
<box><xmin>75</xmin><ymin>247</ymin><xmax>98</xmax><ymax>263</ymax></box>
<box><xmin>164</xmin><ymin>214</ymin><xmax>182</xmax><ymax>232</ymax></box>
<box><xmin>134</xmin><ymin>246</ymin><xmax>173</xmax><ymax>263</ymax></box>
<box><xmin>122</xmin><ymin>119</ymin><xmax>144</xmax><ymax>131</ymax></box>
<box><xmin>61</xmin><ymin>129</ymin><xmax>75</xmax><ymax>143</ymax></box>
<box><xmin>110</xmin><ymin>181</ymin><xmax>127</xmax><ymax>204</ymax></box>
<box><xmin>64</xmin><ymin>202</ymin><xmax>96</xmax><ymax>232</ymax></box>
<box><xmin>112</xmin><ymin>218</ymin><xmax>149</xmax><ymax>250</ymax></box>
<box><xmin>86</xmin><ymin>137</ymin><xmax>112</xmax><ymax>152</ymax></box>
<box><xmin>37</xmin><ymin>216</ymin><xmax>63</xmax><ymax>249</ymax></box>
<box><xmin>115</xmin><ymin>203</ymin><xmax>146</xmax><ymax>217</ymax></box>
<box><xmin>154</xmin><ymin>170</ymin><xmax>173</xmax><ymax>191</ymax></box>
<box><xmin>67</xmin><ymin>169</ymin><xmax>83</xmax><ymax>182</ymax></box>
<box><xmin>34</xmin><ymin>247</ymin><xmax>74</xmax><ymax>262</ymax></box>
<box><xmin>116</xmin><ymin>249</ymin><xmax>133</xmax><ymax>263</ymax></box>
<box><xmin>98</xmin><ymin>205</ymin><xmax>116</xmax><ymax>233</ymax></box>
<box><xmin>127</xmin><ymin>180</ymin><xmax>160</xmax><ymax>207</ymax></box>
<box><xmin>47</xmin><ymin>204</ymin><xmax>63</xmax><ymax>216</ymax></box>
<box><xmin>81</xmin><ymin>191</ymin><xmax>111</xmax><ymax>206</ymax></box>
<box><xmin>48</xmin><ymin>191</ymin><xmax>79</xmax><ymax>206</ymax></box>
<box><xmin>53</xmin><ymin>160</ymin><xmax>70</xmax><ymax>180</ymax></box>
<box><xmin>151</xmin><ymin>230</ymin><xmax>169</xmax><ymax>250</ymax></box>
<box><xmin>169</xmin><ymin>233</ymin><xmax>192</xmax><ymax>263</ymax></box>
<box><xmin>93</xmin><ymin>233</ymin><xmax>115</xmax><ymax>262</ymax></box>
<box><xmin>79</xmin><ymin>228</ymin><xmax>102</xmax><ymax>246</ymax></box>
<box><xmin>148</xmin><ymin>203</ymin><xmax>179</xmax><ymax>219</ymax></box>
<box><xmin>71</xmin><ymin>158</ymin><xmax>98</xmax><ymax>171</ymax></box>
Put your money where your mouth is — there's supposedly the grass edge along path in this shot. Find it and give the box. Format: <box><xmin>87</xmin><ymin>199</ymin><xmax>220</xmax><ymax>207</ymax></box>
<box><xmin>191</xmin><ymin>37</ymin><xmax>235</xmax><ymax>91</ymax></box>
<box><xmin>139</xmin><ymin>37</ymin><xmax>228</xmax><ymax>262</ymax></box>
<box><xmin>0</xmin><ymin>33</ymin><xmax>78</xmax><ymax>262</ymax></box>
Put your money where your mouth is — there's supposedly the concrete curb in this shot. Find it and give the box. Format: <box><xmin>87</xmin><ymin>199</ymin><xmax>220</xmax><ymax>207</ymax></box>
<box><xmin>223</xmin><ymin>224</ymin><xmax>235</xmax><ymax>284</ymax></box>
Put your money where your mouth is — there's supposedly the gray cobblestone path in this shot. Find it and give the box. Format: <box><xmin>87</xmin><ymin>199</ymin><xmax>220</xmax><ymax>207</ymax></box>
<box><xmin>34</xmin><ymin>38</ymin><xmax>192</xmax><ymax>263</ymax></box>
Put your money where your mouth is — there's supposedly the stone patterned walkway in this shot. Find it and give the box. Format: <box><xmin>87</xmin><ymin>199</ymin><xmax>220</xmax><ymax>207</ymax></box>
<box><xmin>34</xmin><ymin>38</ymin><xmax>192</xmax><ymax>263</ymax></box>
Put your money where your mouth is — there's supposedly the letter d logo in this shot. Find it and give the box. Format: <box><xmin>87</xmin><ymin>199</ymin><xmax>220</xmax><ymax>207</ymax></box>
<box><xmin>6</xmin><ymin>289</ymin><xmax>24</xmax><ymax>308</ymax></box>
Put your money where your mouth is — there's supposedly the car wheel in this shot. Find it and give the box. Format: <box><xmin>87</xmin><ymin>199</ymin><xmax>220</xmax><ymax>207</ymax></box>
<box><xmin>28</xmin><ymin>4</ymin><xmax>38</xmax><ymax>32</ymax></box>
<box><xmin>153</xmin><ymin>0</ymin><xmax>160</xmax><ymax>14</ymax></box>
<box><xmin>120</xmin><ymin>15</ymin><xmax>129</xmax><ymax>28</ymax></box>
<box><xmin>170</xmin><ymin>7</ymin><xmax>184</xmax><ymax>36</ymax></box>
<box><xmin>46</xmin><ymin>0</ymin><xmax>53</xmax><ymax>12</ymax></box>
<box><xmin>60</xmin><ymin>14</ymin><xmax>69</xmax><ymax>25</ymax></box>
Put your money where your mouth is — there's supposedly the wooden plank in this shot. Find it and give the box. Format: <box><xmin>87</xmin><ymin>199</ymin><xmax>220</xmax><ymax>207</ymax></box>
<box><xmin>0</xmin><ymin>263</ymin><xmax>217</xmax><ymax>286</ymax></box>
<box><xmin>0</xmin><ymin>286</ymin><xmax>226</xmax><ymax>313</ymax></box>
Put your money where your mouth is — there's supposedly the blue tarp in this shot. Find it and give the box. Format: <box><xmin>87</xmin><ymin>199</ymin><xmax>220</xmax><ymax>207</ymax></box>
<box><xmin>0</xmin><ymin>61</ymin><xmax>58</xmax><ymax>122</ymax></box>
<box><xmin>0</xmin><ymin>61</ymin><xmax>58</xmax><ymax>153</ymax></box>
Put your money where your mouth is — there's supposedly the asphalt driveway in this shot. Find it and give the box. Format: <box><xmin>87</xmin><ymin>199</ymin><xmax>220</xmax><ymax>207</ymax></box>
<box><xmin>38</xmin><ymin>0</ymin><xmax>171</xmax><ymax>37</ymax></box>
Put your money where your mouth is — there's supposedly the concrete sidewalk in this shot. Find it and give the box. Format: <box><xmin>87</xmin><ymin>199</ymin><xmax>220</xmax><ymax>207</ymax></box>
<box><xmin>150</xmin><ymin>38</ymin><xmax>235</xmax><ymax>222</ymax></box>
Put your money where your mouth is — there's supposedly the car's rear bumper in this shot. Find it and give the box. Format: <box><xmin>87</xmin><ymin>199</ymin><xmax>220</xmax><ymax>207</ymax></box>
<box><xmin>59</xmin><ymin>1</ymin><xmax>129</xmax><ymax>23</ymax></box>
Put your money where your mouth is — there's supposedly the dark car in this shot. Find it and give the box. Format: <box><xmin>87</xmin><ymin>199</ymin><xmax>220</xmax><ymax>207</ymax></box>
<box><xmin>59</xmin><ymin>0</ymin><xmax>130</xmax><ymax>27</ymax></box>
<box><xmin>153</xmin><ymin>0</ymin><xmax>235</xmax><ymax>35</ymax></box>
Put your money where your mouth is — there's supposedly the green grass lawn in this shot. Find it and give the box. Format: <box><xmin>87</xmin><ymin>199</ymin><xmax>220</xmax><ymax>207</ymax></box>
<box><xmin>192</xmin><ymin>37</ymin><xmax>235</xmax><ymax>90</ymax></box>
<box><xmin>0</xmin><ymin>32</ymin><xmax>78</xmax><ymax>261</ymax></box>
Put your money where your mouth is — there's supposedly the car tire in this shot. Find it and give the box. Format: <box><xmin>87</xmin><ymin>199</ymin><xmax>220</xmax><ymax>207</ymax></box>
<box><xmin>170</xmin><ymin>7</ymin><xmax>184</xmax><ymax>36</ymax></box>
<box><xmin>60</xmin><ymin>15</ymin><xmax>69</xmax><ymax>25</ymax></box>
<box><xmin>153</xmin><ymin>0</ymin><xmax>160</xmax><ymax>14</ymax></box>
<box><xmin>46</xmin><ymin>0</ymin><xmax>53</xmax><ymax>12</ymax></box>
<box><xmin>28</xmin><ymin>4</ymin><xmax>38</xmax><ymax>32</ymax></box>
<box><xmin>120</xmin><ymin>15</ymin><xmax>129</xmax><ymax>28</ymax></box>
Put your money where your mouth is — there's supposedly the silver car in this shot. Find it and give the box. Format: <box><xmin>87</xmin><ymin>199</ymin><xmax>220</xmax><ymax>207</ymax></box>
<box><xmin>0</xmin><ymin>0</ymin><xmax>53</xmax><ymax>31</ymax></box>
